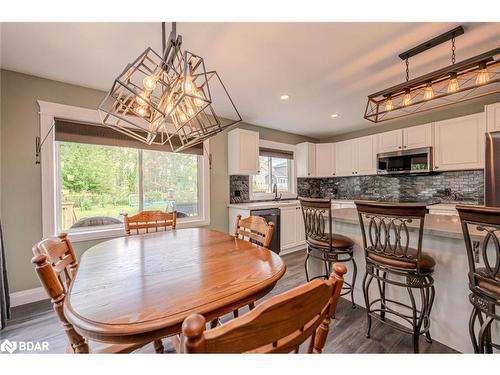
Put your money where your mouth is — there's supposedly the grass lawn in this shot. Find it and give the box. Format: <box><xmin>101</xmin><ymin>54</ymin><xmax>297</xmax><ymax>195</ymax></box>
<box><xmin>74</xmin><ymin>204</ymin><xmax>138</xmax><ymax>221</ymax></box>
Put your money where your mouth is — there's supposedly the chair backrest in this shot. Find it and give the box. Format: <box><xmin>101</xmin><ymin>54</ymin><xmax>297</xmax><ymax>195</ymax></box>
<box><xmin>124</xmin><ymin>210</ymin><xmax>177</xmax><ymax>236</ymax></box>
<box><xmin>31</xmin><ymin>233</ymin><xmax>89</xmax><ymax>353</ymax></box>
<box><xmin>457</xmin><ymin>205</ymin><xmax>500</xmax><ymax>298</ymax></box>
<box><xmin>300</xmin><ymin>197</ymin><xmax>333</xmax><ymax>247</ymax></box>
<box><xmin>355</xmin><ymin>201</ymin><xmax>427</xmax><ymax>272</ymax></box>
<box><xmin>234</xmin><ymin>215</ymin><xmax>274</xmax><ymax>248</ymax></box>
<box><xmin>32</xmin><ymin>233</ymin><xmax>78</xmax><ymax>291</ymax></box>
<box><xmin>182</xmin><ymin>263</ymin><xmax>347</xmax><ymax>353</ymax></box>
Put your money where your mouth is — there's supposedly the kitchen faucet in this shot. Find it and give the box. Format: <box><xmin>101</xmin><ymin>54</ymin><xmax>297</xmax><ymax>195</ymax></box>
<box><xmin>272</xmin><ymin>183</ymin><xmax>282</xmax><ymax>201</ymax></box>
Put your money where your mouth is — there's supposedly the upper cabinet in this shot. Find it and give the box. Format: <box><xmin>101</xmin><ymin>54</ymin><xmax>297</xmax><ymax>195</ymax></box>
<box><xmin>315</xmin><ymin>143</ymin><xmax>336</xmax><ymax>177</ymax></box>
<box><xmin>434</xmin><ymin>113</ymin><xmax>486</xmax><ymax>172</ymax></box>
<box><xmin>486</xmin><ymin>102</ymin><xmax>500</xmax><ymax>132</ymax></box>
<box><xmin>296</xmin><ymin>142</ymin><xmax>316</xmax><ymax>177</ymax></box>
<box><xmin>378</xmin><ymin>129</ymin><xmax>403</xmax><ymax>153</ymax></box>
<box><xmin>403</xmin><ymin>123</ymin><xmax>433</xmax><ymax>150</ymax></box>
<box><xmin>377</xmin><ymin>124</ymin><xmax>432</xmax><ymax>153</ymax></box>
<box><xmin>357</xmin><ymin>135</ymin><xmax>378</xmax><ymax>175</ymax></box>
<box><xmin>227</xmin><ymin>128</ymin><xmax>259</xmax><ymax>175</ymax></box>
<box><xmin>335</xmin><ymin>135</ymin><xmax>377</xmax><ymax>176</ymax></box>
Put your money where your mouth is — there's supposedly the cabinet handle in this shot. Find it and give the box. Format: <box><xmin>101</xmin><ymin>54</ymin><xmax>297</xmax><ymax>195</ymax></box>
<box><xmin>435</xmin><ymin>166</ymin><xmax>439</xmax><ymax>169</ymax></box>
<box><xmin>398</xmin><ymin>146</ymin><xmax>402</xmax><ymax>149</ymax></box>
<box><xmin>403</xmin><ymin>145</ymin><xmax>407</xmax><ymax>149</ymax></box>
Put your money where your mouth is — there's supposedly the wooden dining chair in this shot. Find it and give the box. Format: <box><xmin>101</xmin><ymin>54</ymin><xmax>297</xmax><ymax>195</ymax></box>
<box><xmin>182</xmin><ymin>263</ymin><xmax>347</xmax><ymax>353</ymax></box>
<box><xmin>231</xmin><ymin>215</ymin><xmax>275</xmax><ymax>318</ymax></box>
<box><xmin>31</xmin><ymin>233</ymin><xmax>162</xmax><ymax>354</ymax></box>
<box><xmin>123</xmin><ymin>210</ymin><xmax>177</xmax><ymax>236</ymax></box>
<box><xmin>234</xmin><ymin>214</ymin><xmax>274</xmax><ymax>248</ymax></box>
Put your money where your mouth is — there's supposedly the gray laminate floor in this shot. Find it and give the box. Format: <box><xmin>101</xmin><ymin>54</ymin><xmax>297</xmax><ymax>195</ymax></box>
<box><xmin>0</xmin><ymin>251</ymin><xmax>457</xmax><ymax>354</ymax></box>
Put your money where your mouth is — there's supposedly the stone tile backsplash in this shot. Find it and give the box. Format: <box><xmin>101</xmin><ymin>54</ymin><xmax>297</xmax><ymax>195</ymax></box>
<box><xmin>230</xmin><ymin>170</ymin><xmax>484</xmax><ymax>204</ymax></box>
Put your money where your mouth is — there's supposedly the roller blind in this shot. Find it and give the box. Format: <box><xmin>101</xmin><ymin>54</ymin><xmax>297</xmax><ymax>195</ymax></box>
<box><xmin>259</xmin><ymin>147</ymin><xmax>294</xmax><ymax>160</ymax></box>
<box><xmin>54</xmin><ymin>119</ymin><xmax>203</xmax><ymax>155</ymax></box>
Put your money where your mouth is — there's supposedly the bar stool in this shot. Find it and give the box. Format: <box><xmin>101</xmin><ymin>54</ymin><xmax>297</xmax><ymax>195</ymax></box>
<box><xmin>457</xmin><ymin>205</ymin><xmax>500</xmax><ymax>353</ymax></box>
<box><xmin>300</xmin><ymin>197</ymin><xmax>357</xmax><ymax>308</ymax></box>
<box><xmin>355</xmin><ymin>201</ymin><xmax>435</xmax><ymax>353</ymax></box>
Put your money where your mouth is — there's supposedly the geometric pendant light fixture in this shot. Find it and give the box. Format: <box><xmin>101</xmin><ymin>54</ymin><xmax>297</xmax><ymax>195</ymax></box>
<box><xmin>98</xmin><ymin>22</ymin><xmax>242</xmax><ymax>152</ymax></box>
<box><xmin>364</xmin><ymin>26</ymin><xmax>500</xmax><ymax>123</ymax></box>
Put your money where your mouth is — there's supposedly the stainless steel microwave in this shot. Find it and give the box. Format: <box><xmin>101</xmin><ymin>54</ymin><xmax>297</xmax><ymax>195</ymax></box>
<box><xmin>377</xmin><ymin>147</ymin><xmax>433</xmax><ymax>175</ymax></box>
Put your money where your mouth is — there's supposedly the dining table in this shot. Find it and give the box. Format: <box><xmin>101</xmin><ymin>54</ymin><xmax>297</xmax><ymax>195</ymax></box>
<box><xmin>63</xmin><ymin>227</ymin><xmax>286</xmax><ymax>353</ymax></box>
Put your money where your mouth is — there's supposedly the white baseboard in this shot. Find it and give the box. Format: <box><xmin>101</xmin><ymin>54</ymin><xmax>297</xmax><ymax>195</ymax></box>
<box><xmin>10</xmin><ymin>287</ymin><xmax>48</xmax><ymax>307</ymax></box>
<box><xmin>280</xmin><ymin>245</ymin><xmax>306</xmax><ymax>256</ymax></box>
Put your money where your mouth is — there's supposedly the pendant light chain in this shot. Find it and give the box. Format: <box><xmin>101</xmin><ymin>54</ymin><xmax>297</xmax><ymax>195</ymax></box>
<box><xmin>405</xmin><ymin>56</ymin><xmax>410</xmax><ymax>82</ymax></box>
<box><xmin>451</xmin><ymin>36</ymin><xmax>456</xmax><ymax>64</ymax></box>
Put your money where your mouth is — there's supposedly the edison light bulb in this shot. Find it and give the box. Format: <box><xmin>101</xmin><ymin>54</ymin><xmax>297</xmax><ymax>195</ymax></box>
<box><xmin>183</xmin><ymin>74</ymin><xmax>197</xmax><ymax>94</ymax></box>
<box><xmin>384</xmin><ymin>98</ymin><xmax>393</xmax><ymax>112</ymax></box>
<box><xmin>136</xmin><ymin>94</ymin><xmax>147</xmax><ymax>106</ymax></box>
<box><xmin>143</xmin><ymin>75</ymin><xmax>157</xmax><ymax>91</ymax></box>
<box><xmin>178</xmin><ymin>111</ymin><xmax>187</xmax><ymax>123</ymax></box>
<box><xmin>187</xmin><ymin>107</ymin><xmax>195</xmax><ymax>117</ymax></box>
<box><xmin>403</xmin><ymin>90</ymin><xmax>412</xmax><ymax>106</ymax></box>
<box><xmin>136</xmin><ymin>105</ymin><xmax>148</xmax><ymax>117</ymax></box>
<box><xmin>423</xmin><ymin>84</ymin><xmax>434</xmax><ymax>100</ymax></box>
<box><xmin>166</xmin><ymin>103</ymin><xmax>173</xmax><ymax>115</ymax></box>
<box><xmin>194</xmin><ymin>97</ymin><xmax>205</xmax><ymax>106</ymax></box>
<box><xmin>447</xmin><ymin>73</ymin><xmax>459</xmax><ymax>93</ymax></box>
<box><xmin>476</xmin><ymin>63</ymin><xmax>490</xmax><ymax>85</ymax></box>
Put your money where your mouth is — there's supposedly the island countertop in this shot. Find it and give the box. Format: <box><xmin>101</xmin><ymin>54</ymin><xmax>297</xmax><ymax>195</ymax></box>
<box><xmin>331</xmin><ymin>208</ymin><xmax>481</xmax><ymax>240</ymax></box>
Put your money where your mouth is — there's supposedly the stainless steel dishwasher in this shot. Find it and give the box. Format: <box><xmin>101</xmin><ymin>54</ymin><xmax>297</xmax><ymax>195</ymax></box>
<box><xmin>249</xmin><ymin>208</ymin><xmax>280</xmax><ymax>254</ymax></box>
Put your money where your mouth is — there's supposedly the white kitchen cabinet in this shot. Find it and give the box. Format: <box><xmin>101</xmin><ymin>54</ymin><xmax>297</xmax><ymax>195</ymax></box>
<box><xmin>296</xmin><ymin>142</ymin><xmax>316</xmax><ymax>177</ymax></box>
<box><xmin>280</xmin><ymin>206</ymin><xmax>298</xmax><ymax>250</ymax></box>
<box><xmin>335</xmin><ymin>140</ymin><xmax>356</xmax><ymax>177</ymax></box>
<box><xmin>227</xmin><ymin>128</ymin><xmax>259</xmax><ymax>175</ymax></box>
<box><xmin>356</xmin><ymin>135</ymin><xmax>377</xmax><ymax>175</ymax></box>
<box><xmin>280</xmin><ymin>205</ymin><xmax>306</xmax><ymax>252</ymax></box>
<box><xmin>434</xmin><ymin>113</ymin><xmax>486</xmax><ymax>171</ymax></box>
<box><xmin>403</xmin><ymin>123</ymin><xmax>432</xmax><ymax>150</ymax></box>
<box><xmin>377</xmin><ymin>129</ymin><xmax>403</xmax><ymax>153</ymax></box>
<box><xmin>335</xmin><ymin>136</ymin><xmax>377</xmax><ymax>176</ymax></box>
<box><xmin>315</xmin><ymin>143</ymin><xmax>336</xmax><ymax>177</ymax></box>
<box><xmin>295</xmin><ymin>206</ymin><xmax>306</xmax><ymax>244</ymax></box>
<box><xmin>486</xmin><ymin>102</ymin><xmax>500</xmax><ymax>132</ymax></box>
<box><xmin>378</xmin><ymin>124</ymin><xmax>432</xmax><ymax>153</ymax></box>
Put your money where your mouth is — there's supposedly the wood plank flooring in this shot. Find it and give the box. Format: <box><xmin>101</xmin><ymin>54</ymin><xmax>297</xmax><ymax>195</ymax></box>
<box><xmin>0</xmin><ymin>251</ymin><xmax>457</xmax><ymax>354</ymax></box>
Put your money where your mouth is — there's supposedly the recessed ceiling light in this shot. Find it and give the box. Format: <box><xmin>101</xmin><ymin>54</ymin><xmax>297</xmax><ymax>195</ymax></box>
<box><xmin>280</xmin><ymin>95</ymin><xmax>289</xmax><ymax>100</ymax></box>
<box><xmin>331</xmin><ymin>113</ymin><xmax>339</xmax><ymax>118</ymax></box>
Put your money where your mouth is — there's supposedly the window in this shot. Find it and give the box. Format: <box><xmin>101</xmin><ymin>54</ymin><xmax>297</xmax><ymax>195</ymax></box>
<box><xmin>57</xmin><ymin>141</ymin><xmax>202</xmax><ymax>234</ymax></box>
<box><xmin>251</xmin><ymin>148</ymin><xmax>294</xmax><ymax>198</ymax></box>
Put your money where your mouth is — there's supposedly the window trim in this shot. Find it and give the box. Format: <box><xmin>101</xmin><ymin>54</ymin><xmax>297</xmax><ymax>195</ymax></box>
<box><xmin>249</xmin><ymin>139</ymin><xmax>297</xmax><ymax>201</ymax></box>
<box><xmin>38</xmin><ymin>100</ymin><xmax>210</xmax><ymax>243</ymax></box>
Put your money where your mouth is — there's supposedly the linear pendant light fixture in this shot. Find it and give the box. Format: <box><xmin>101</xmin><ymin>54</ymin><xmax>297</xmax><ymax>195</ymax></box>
<box><xmin>98</xmin><ymin>22</ymin><xmax>242</xmax><ymax>152</ymax></box>
<box><xmin>364</xmin><ymin>26</ymin><xmax>500</xmax><ymax>123</ymax></box>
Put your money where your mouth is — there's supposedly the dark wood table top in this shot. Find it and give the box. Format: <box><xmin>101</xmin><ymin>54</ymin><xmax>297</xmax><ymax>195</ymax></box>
<box><xmin>64</xmin><ymin>228</ymin><xmax>286</xmax><ymax>344</ymax></box>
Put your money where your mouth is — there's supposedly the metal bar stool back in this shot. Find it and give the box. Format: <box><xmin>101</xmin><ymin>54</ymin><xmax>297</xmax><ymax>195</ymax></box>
<box><xmin>300</xmin><ymin>197</ymin><xmax>357</xmax><ymax>308</ymax></box>
<box><xmin>457</xmin><ymin>205</ymin><xmax>500</xmax><ymax>353</ymax></box>
<box><xmin>355</xmin><ymin>201</ymin><xmax>435</xmax><ymax>353</ymax></box>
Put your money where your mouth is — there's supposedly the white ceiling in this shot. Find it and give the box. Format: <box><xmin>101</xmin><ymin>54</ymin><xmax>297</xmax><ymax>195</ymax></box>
<box><xmin>1</xmin><ymin>22</ymin><xmax>500</xmax><ymax>138</ymax></box>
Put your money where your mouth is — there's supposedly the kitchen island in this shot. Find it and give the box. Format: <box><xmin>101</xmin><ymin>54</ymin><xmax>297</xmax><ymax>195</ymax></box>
<box><xmin>306</xmin><ymin>207</ymin><xmax>497</xmax><ymax>354</ymax></box>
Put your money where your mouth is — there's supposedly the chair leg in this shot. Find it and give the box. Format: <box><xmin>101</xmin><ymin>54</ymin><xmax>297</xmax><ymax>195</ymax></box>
<box><xmin>407</xmin><ymin>286</ymin><xmax>420</xmax><ymax>354</ymax></box>
<box><xmin>350</xmin><ymin>255</ymin><xmax>357</xmax><ymax>309</ymax></box>
<box><xmin>424</xmin><ymin>283</ymin><xmax>435</xmax><ymax>344</ymax></box>
<box><xmin>304</xmin><ymin>251</ymin><xmax>310</xmax><ymax>282</ymax></box>
<box><xmin>469</xmin><ymin>305</ymin><xmax>480</xmax><ymax>353</ymax></box>
<box><xmin>478</xmin><ymin>316</ymin><xmax>494</xmax><ymax>354</ymax></box>
<box><xmin>153</xmin><ymin>339</ymin><xmax>164</xmax><ymax>353</ymax></box>
<box><xmin>233</xmin><ymin>309</ymin><xmax>239</xmax><ymax>318</ymax></box>
<box><xmin>362</xmin><ymin>271</ymin><xmax>373</xmax><ymax>338</ymax></box>
<box><xmin>376</xmin><ymin>269</ymin><xmax>387</xmax><ymax>321</ymax></box>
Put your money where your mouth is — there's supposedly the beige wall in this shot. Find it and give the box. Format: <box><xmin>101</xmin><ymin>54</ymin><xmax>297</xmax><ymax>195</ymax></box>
<box><xmin>322</xmin><ymin>93</ymin><xmax>500</xmax><ymax>143</ymax></box>
<box><xmin>0</xmin><ymin>69</ymin><xmax>315</xmax><ymax>293</ymax></box>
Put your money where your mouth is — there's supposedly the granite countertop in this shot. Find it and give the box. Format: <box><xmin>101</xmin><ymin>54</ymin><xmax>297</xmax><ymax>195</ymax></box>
<box><xmin>332</xmin><ymin>208</ymin><xmax>481</xmax><ymax>240</ymax></box>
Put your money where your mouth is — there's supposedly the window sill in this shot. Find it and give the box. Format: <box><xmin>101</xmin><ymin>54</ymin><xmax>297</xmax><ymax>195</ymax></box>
<box><xmin>66</xmin><ymin>217</ymin><xmax>211</xmax><ymax>243</ymax></box>
<box><xmin>249</xmin><ymin>192</ymin><xmax>297</xmax><ymax>201</ymax></box>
